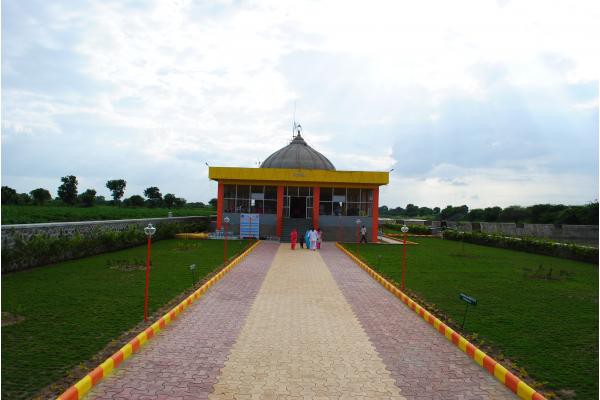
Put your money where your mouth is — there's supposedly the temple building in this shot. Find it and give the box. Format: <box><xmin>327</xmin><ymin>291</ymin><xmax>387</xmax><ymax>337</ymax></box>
<box><xmin>208</xmin><ymin>127</ymin><xmax>389</xmax><ymax>242</ymax></box>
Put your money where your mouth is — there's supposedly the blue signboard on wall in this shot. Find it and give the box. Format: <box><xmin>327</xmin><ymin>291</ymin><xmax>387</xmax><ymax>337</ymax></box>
<box><xmin>240</xmin><ymin>213</ymin><xmax>260</xmax><ymax>239</ymax></box>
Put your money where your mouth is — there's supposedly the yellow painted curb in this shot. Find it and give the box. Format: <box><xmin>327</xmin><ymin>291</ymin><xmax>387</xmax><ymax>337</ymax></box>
<box><xmin>57</xmin><ymin>240</ymin><xmax>262</xmax><ymax>400</ymax></box>
<box><xmin>335</xmin><ymin>242</ymin><xmax>546</xmax><ymax>400</ymax></box>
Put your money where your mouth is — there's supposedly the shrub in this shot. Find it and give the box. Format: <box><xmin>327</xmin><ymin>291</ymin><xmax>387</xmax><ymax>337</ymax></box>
<box><xmin>1</xmin><ymin>219</ymin><xmax>209</xmax><ymax>273</ymax></box>
<box><xmin>443</xmin><ymin>230</ymin><xmax>598</xmax><ymax>264</ymax></box>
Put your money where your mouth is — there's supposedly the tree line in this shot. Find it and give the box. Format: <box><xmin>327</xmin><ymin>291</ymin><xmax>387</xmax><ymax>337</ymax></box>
<box><xmin>1</xmin><ymin>175</ymin><xmax>217</xmax><ymax>209</ymax></box>
<box><xmin>379</xmin><ymin>202</ymin><xmax>598</xmax><ymax>225</ymax></box>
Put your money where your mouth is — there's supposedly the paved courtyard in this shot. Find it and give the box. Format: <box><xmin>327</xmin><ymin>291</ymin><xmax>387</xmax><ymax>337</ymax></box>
<box><xmin>88</xmin><ymin>242</ymin><xmax>514</xmax><ymax>400</ymax></box>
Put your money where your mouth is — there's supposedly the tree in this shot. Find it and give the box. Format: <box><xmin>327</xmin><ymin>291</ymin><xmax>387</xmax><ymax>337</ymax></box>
<box><xmin>106</xmin><ymin>179</ymin><xmax>127</xmax><ymax>205</ymax></box>
<box><xmin>164</xmin><ymin>193</ymin><xmax>177</xmax><ymax>208</ymax></box>
<box><xmin>1</xmin><ymin>186</ymin><xmax>18</xmax><ymax>204</ymax></box>
<box><xmin>17</xmin><ymin>193</ymin><xmax>31</xmax><ymax>205</ymax></box>
<box><xmin>418</xmin><ymin>206</ymin><xmax>433</xmax><ymax>216</ymax></box>
<box><xmin>466</xmin><ymin>208</ymin><xmax>485</xmax><ymax>221</ymax></box>
<box><xmin>208</xmin><ymin>198</ymin><xmax>218</xmax><ymax>208</ymax></box>
<box><xmin>144</xmin><ymin>187</ymin><xmax>162</xmax><ymax>207</ymax></box>
<box><xmin>482</xmin><ymin>206</ymin><xmax>502</xmax><ymax>222</ymax></box>
<box><xmin>499</xmin><ymin>206</ymin><xmax>530</xmax><ymax>223</ymax></box>
<box><xmin>78</xmin><ymin>189</ymin><xmax>97</xmax><ymax>207</ymax></box>
<box><xmin>58</xmin><ymin>175</ymin><xmax>78</xmax><ymax>205</ymax></box>
<box><xmin>405</xmin><ymin>203</ymin><xmax>419</xmax><ymax>217</ymax></box>
<box><xmin>95</xmin><ymin>196</ymin><xmax>107</xmax><ymax>205</ymax></box>
<box><xmin>440</xmin><ymin>205</ymin><xmax>469</xmax><ymax>221</ymax></box>
<box><xmin>30</xmin><ymin>188</ymin><xmax>52</xmax><ymax>205</ymax></box>
<box><xmin>174</xmin><ymin>197</ymin><xmax>187</xmax><ymax>208</ymax></box>
<box><xmin>125</xmin><ymin>194</ymin><xmax>145</xmax><ymax>207</ymax></box>
<box><xmin>433</xmin><ymin>207</ymin><xmax>440</xmax><ymax>214</ymax></box>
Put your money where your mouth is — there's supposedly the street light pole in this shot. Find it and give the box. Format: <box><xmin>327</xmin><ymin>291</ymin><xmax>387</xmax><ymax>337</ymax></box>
<box><xmin>143</xmin><ymin>223</ymin><xmax>157</xmax><ymax>322</ymax></box>
<box><xmin>223</xmin><ymin>216</ymin><xmax>230</xmax><ymax>263</ymax></box>
<box><xmin>401</xmin><ymin>224</ymin><xmax>409</xmax><ymax>291</ymax></box>
<box><xmin>356</xmin><ymin>218</ymin><xmax>362</xmax><ymax>257</ymax></box>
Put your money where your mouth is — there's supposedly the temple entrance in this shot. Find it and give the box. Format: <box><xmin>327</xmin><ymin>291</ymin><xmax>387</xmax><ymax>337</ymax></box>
<box><xmin>289</xmin><ymin>197</ymin><xmax>307</xmax><ymax>218</ymax></box>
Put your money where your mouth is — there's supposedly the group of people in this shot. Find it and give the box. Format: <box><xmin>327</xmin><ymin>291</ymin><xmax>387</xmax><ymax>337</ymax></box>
<box><xmin>290</xmin><ymin>228</ymin><xmax>323</xmax><ymax>250</ymax></box>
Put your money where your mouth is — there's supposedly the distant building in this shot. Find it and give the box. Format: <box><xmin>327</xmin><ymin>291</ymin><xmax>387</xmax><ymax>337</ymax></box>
<box><xmin>208</xmin><ymin>129</ymin><xmax>389</xmax><ymax>241</ymax></box>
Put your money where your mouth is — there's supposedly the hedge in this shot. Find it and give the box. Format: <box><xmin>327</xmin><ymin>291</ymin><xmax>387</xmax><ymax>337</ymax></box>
<box><xmin>383</xmin><ymin>223</ymin><xmax>431</xmax><ymax>235</ymax></box>
<box><xmin>1</xmin><ymin>220</ymin><xmax>209</xmax><ymax>273</ymax></box>
<box><xmin>443</xmin><ymin>230</ymin><xmax>598</xmax><ymax>264</ymax></box>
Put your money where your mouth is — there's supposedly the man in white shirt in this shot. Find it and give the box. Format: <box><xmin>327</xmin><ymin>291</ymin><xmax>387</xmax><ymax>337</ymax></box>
<box><xmin>360</xmin><ymin>225</ymin><xmax>368</xmax><ymax>243</ymax></box>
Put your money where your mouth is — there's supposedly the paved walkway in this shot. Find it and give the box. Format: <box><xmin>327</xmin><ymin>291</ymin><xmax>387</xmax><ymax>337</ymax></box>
<box><xmin>88</xmin><ymin>242</ymin><xmax>514</xmax><ymax>400</ymax></box>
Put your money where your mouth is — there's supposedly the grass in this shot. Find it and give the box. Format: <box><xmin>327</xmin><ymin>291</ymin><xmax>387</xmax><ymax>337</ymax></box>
<box><xmin>1</xmin><ymin>205</ymin><xmax>215</xmax><ymax>224</ymax></box>
<box><xmin>1</xmin><ymin>238</ymin><xmax>252</xmax><ymax>400</ymax></box>
<box><xmin>344</xmin><ymin>238</ymin><xmax>598</xmax><ymax>400</ymax></box>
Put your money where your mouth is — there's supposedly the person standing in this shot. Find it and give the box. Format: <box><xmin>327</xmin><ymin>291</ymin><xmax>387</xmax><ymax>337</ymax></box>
<box><xmin>290</xmin><ymin>228</ymin><xmax>297</xmax><ymax>250</ymax></box>
<box><xmin>317</xmin><ymin>228</ymin><xmax>323</xmax><ymax>249</ymax></box>
<box><xmin>309</xmin><ymin>228</ymin><xmax>318</xmax><ymax>251</ymax></box>
<box><xmin>305</xmin><ymin>229</ymin><xmax>311</xmax><ymax>250</ymax></box>
<box><xmin>299</xmin><ymin>229</ymin><xmax>305</xmax><ymax>248</ymax></box>
<box><xmin>360</xmin><ymin>225</ymin><xmax>368</xmax><ymax>243</ymax></box>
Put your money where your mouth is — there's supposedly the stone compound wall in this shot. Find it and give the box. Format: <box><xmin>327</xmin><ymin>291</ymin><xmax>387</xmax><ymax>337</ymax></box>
<box><xmin>444</xmin><ymin>221</ymin><xmax>598</xmax><ymax>244</ymax></box>
<box><xmin>1</xmin><ymin>216</ymin><xmax>211</xmax><ymax>249</ymax></box>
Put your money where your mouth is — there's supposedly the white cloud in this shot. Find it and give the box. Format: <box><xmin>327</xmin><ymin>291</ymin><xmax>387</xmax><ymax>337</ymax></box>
<box><xmin>2</xmin><ymin>0</ymin><xmax>598</xmax><ymax>207</ymax></box>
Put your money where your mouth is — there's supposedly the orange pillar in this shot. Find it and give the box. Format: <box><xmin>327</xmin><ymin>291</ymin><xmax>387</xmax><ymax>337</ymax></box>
<box><xmin>276</xmin><ymin>185</ymin><xmax>284</xmax><ymax>237</ymax></box>
<box><xmin>217</xmin><ymin>182</ymin><xmax>224</xmax><ymax>230</ymax></box>
<box><xmin>372</xmin><ymin>187</ymin><xmax>379</xmax><ymax>243</ymax></box>
<box><xmin>312</xmin><ymin>187</ymin><xmax>320</xmax><ymax>229</ymax></box>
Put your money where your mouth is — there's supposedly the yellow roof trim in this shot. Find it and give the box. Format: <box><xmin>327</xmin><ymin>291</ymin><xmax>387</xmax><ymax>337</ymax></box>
<box><xmin>209</xmin><ymin>167</ymin><xmax>389</xmax><ymax>186</ymax></box>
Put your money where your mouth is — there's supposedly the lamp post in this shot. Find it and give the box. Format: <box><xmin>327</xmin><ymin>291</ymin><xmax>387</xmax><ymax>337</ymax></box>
<box><xmin>401</xmin><ymin>224</ymin><xmax>409</xmax><ymax>291</ymax></box>
<box><xmin>356</xmin><ymin>218</ymin><xmax>362</xmax><ymax>257</ymax></box>
<box><xmin>143</xmin><ymin>223</ymin><xmax>157</xmax><ymax>322</ymax></box>
<box><xmin>223</xmin><ymin>216</ymin><xmax>230</xmax><ymax>262</ymax></box>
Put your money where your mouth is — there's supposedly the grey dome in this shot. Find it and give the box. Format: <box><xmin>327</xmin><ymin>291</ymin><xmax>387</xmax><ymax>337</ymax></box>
<box><xmin>261</xmin><ymin>133</ymin><xmax>336</xmax><ymax>170</ymax></box>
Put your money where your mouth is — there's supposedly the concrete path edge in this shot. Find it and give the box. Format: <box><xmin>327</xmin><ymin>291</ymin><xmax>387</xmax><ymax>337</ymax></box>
<box><xmin>335</xmin><ymin>242</ymin><xmax>547</xmax><ymax>400</ymax></box>
<box><xmin>56</xmin><ymin>240</ymin><xmax>262</xmax><ymax>400</ymax></box>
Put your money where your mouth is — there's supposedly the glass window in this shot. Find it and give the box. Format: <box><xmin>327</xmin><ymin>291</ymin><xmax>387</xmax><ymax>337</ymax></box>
<box><xmin>346</xmin><ymin>203</ymin><xmax>360</xmax><ymax>216</ymax></box>
<box><xmin>224</xmin><ymin>199</ymin><xmax>236</xmax><ymax>213</ymax></box>
<box><xmin>265</xmin><ymin>186</ymin><xmax>277</xmax><ymax>199</ymax></box>
<box><xmin>224</xmin><ymin>184</ymin><xmax>236</xmax><ymax>198</ymax></box>
<box><xmin>360</xmin><ymin>202</ymin><xmax>372</xmax><ymax>217</ymax></box>
<box><xmin>360</xmin><ymin>189</ymin><xmax>373</xmax><ymax>202</ymax></box>
<box><xmin>334</xmin><ymin>187</ymin><xmax>346</xmax><ymax>196</ymax></box>
<box><xmin>251</xmin><ymin>200</ymin><xmax>264</xmax><ymax>213</ymax></box>
<box><xmin>320</xmin><ymin>188</ymin><xmax>332</xmax><ymax>201</ymax></box>
<box><xmin>250</xmin><ymin>185</ymin><xmax>264</xmax><ymax>194</ymax></box>
<box><xmin>319</xmin><ymin>202</ymin><xmax>332</xmax><ymax>215</ymax></box>
<box><xmin>286</xmin><ymin>186</ymin><xmax>298</xmax><ymax>196</ymax></box>
<box><xmin>299</xmin><ymin>186</ymin><xmax>310</xmax><ymax>196</ymax></box>
<box><xmin>333</xmin><ymin>202</ymin><xmax>345</xmax><ymax>216</ymax></box>
<box><xmin>347</xmin><ymin>188</ymin><xmax>360</xmax><ymax>202</ymax></box>
<box><xmin>264</xmin><ymin>200</ymin><xmax>277</xmax><ymax>214</ymax></box>
<box><xmin>237</xmin><ymin>185</ymin><xmax>250</xmax><ymax>199</ymax></box>
<box><xmin>235</xmin><ymin>199</ymin><xmax>250</xmax><ymax>213</ymax></box>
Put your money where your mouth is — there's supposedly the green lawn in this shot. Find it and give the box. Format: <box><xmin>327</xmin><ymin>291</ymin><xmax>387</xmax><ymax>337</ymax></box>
<box><xmin>344</xmin><ymin>238</ymin><xmax>598</xmax><ymax>400</ymax></box>
<box><xmin>1</xmin><ymin>205</ymin><xmax>214</xmax><ymax>224</ymax></box>
<box><xmin>1</xmin><ymin>238</ymin><xmax>251</xmax><ymax>400</ymax></box>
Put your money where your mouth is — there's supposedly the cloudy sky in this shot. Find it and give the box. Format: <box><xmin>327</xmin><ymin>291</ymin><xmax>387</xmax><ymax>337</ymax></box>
<box><xmin>2</xmin><ymin>0</ymin><xmax>598</xmax><ymax>208</ymax></box>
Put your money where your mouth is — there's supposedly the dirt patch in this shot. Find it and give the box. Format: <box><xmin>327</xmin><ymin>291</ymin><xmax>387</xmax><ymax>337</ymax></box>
<box><xmin>2</xmin><ymin>311</ymin><xmax>25</xmax><ymax>327</ymax></box>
